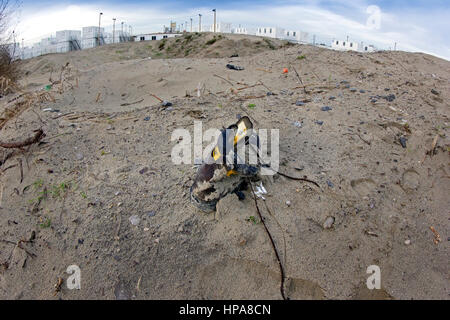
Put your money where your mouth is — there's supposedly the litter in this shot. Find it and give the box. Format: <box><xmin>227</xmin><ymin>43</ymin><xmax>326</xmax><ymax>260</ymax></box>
<box><xmin>226</xmin><ymin>64</ymin><xmax>244</xmax><ymax>71</ymax></box>
<box><xmin>253</xmin><ymin>181</ymin><xmax>267</xmax><ymax>200</ymax></box>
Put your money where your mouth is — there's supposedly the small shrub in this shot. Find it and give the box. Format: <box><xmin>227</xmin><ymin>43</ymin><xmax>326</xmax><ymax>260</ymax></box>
<box><xmin>205</xmin><ymin>37</ymin><xmax>217</xmax><ymax>45</ymax></box>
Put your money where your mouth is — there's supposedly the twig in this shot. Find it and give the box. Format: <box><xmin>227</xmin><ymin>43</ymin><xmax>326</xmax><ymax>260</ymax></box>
<box><xmin>149</xmin><ymin>93</ymin><xmax>163</xmax><ymax>102</ymax></box>
<box><xmin>213</xmin><ymin>74</ymin><xmax>234</xmax><ymax>86</ymax></box>
<box><xmin>0</xmin><ymin>129</ymin><xmax>45</xmax><ymax>149</ymax></box>
<box><xmin>18</xmin><ymin>158</ymin><xmax>23</xmax><ymax>183</ymax></box>
<box><xmin>290</xmin><ymin>64</ymin><xmax>308</xmax><ymax>94</ymax></box>
<box><xmin>249</xmin><ymin>181</ymin><xmax>287</xmax><ymax>300</ymax></box>
<box><xmin>120</xmin><ymin>99</ymin><xmax>144</xmax><ymax>107</ymax></box>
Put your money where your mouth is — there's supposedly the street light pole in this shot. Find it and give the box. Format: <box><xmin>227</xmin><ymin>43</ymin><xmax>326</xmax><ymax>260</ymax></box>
<box><xmin>112</xmin><ymin>18</ymin><xmax>116</xmax><ymax>44</ymax></box>
<box><xmin>190</xmin><ymin>18</ymin><xmax>193</xmax><ymax>32</ymax></box>
<box><xmin>98</xmin><ymin>12</ymin><xmax>103</xmax><ymax>46</ymax></box>
<box><xmin>199</xmin><ymin>14</ymin><xmax>202</xmax><ymax>32</ymax></box>
<box><xmin>212</xmin><ymin>9</ymin><xmax>216</xmax><ymax>33</ymax></box>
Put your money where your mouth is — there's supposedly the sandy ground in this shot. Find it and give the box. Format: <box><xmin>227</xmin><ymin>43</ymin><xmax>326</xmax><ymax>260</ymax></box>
<box><xmin>0</xmin><ymin>34</ymin><xmax>449</xmax><ymax>300</ymax></box>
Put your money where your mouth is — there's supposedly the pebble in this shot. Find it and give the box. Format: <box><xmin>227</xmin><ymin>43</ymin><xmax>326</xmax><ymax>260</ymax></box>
<box><xmin>329</xmin><ymin>96</ymin><xmax>336</xmax><ymax>100</ymax></box>
<box><xmin>129</xmin><ymin>215</ymin><xmax>140</xmax><ymax>226</ymax></box>
<box><xmin>76</xmin><ymin>153</ymin><xmax>84</xmax><ymax>160</ymax></box>
<box><xmin>404</xmin><ymin>239</ymin><xmax>411</xmax><ymax>245</ymax></box>
<box><xmin>431</xmin><ymin>89</ymin><xmax>439</xmax><ymax>95</ymax></box>
<box><xmin>162</xmin><ymin>100</ymin><xmax>172</xmax><ymax>107</ymax></box>
<box><xmin>321</xmin><ymin>106</ymin><xmax>332</xmax><ymax>111</ymax></box>
<box><xmin>350</xmin><ymin>87</ymin><xmax>357</xmax><ymax>92</ymax></box>
<box><xmin>139</xmin><ymin>167</ymin><xmax>149</xmax><ymax>174</ymax></box>
<box><xmin>323</xmin><ymin>217</ymin><xmax>335</xmax><ymax>229</ymax></box>
<box><xmin>143</xmin><ymin>116</ymin><xmax>150</xmax><ymax>121</ymax></box>
<box><xmin>146</xmin><ymin>211</ymin><xmax>156</xmax><ymax>217</ymax></box>
<box><xmin>295</xmin><ymin>100</ymin><xmax>306</xmax><ymax>106</ymax></box>
<box><xmin>315</xmin><ymin>120</ymin><xmax>324</xmax><ymax>125</ymax></box>
<box><xmin>399</xmin><ymin>136</ymin><xmax>407</xmax><ymax>148</ymax></box>
<box><xmin>286</xmin><ymin>200</ymin><xmax>291</xmax><ymax>207</ymax></box>
<box><xmin>177</xmin><ymin>226</ymin><xmax>184</xmax><ymax>232</ymax></box>
<box><xmin>327</xmin><ymin>180</ymin><xmax>334</xmax><ymax>188</ymax></box>
<box><xmin>359</xmin><ymin>89</ymin><xmax>366</xmax><ymax>93</ymax></box>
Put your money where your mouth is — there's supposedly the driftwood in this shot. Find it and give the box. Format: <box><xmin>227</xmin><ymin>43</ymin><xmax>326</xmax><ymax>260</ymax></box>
<box><xmin>0</xmin><ymin>129</ymin><xmax>45</xmax><ymax>149</ymax></box>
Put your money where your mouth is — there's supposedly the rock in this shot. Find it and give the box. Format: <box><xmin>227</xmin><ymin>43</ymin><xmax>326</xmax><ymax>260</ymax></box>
<box><xmin>286</xmin><ymin>200</ymin><xmax>291</xmax><ymax>207</ymax></box>
<box><xmin>399</xmin><ymin>136</ymin><xmax>407</xmax><ymax>148</ymax></box>
<box><xmin>315</xmin><ymin>120</ymin><xmax>324</xmax><ymax>125</ymax></box>
<box><xmin>404</xmin><ymin>239</ymin><xmax>411</xmax><ymax>245</ymax></box>
<box><xmin>350</xmin><ymin>88</ymin><xmax>357</xmax><ymax>92</ymax></box>
<box><xmin>431</xmin><ymin>89</ymin><xmax>439</xmax><ymax>95</ymax></box>
<box><xmin>75</xmin><ymin>153</ymin><xmax>84</xmax><ymax>160</ymax></box>
<box><xmin>321</xmin><ymin>106</ymin><xmax>332</xmax><ymax>111</ymax></box>
<box><xmin>143</xmin><ymin>116</ymin><xmax>150</xmax><ymax>121</ymax></box>
<box><xmin>293</xmin><ymin>121</ymin><xmax>302</xmax><ymax>128</ymax></box>
<box><xmin>384</xmin><ymin>94</ymin><xmax>396</xmax><ymax>102</ymax></box>
<box><xmin>329</xmin><ymin>96</ymin><xmax>336</xmax><ymax>100</ymax></box>
<box><xmin>162</xmin><ymin>100</ymin><xmax>172</xmax><ymax>107</ymax></box>
<box><xmin>295</xmin><ymin>100</ymin><xmax>305</xmax><ymax>106</ymax></box>
<box><xmin>359</xmin><ymin>89</ymin><xmax>366</xmax><ymax>93</ymax></box>
<box><xmin>177</xmin><ymin>225</ymin><xmax>184</xmax><ymax>232</ymax></box>
<box><xmin>139</xmin><ymin>167</ymin><xmax>149</xmax><ymax>174</ymax></box>
<box><xmin>323</xmin><ymin>217</ymin><xmax>335</xmax><ymax>229</ymax></box>
<box><xmin>129</xmin><ymin>215</ymin><xmax>140</xmax><ymax>226</ymax></box>
<box><xmin>146</xmin><ymin>211</ymin><xmax>156</xmax><ymax>217</ymax></box>
<box><xmin>327</xmin><ymin>180</ymin><xmax>334</xmax><ymax>188</ymax></box>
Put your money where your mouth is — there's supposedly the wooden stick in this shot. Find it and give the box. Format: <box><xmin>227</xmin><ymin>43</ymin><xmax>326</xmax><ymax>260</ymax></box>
<box><xmin>0</xmin><ymin>129</ymin><xmax>45</xmax><ymax>149</ymax></box>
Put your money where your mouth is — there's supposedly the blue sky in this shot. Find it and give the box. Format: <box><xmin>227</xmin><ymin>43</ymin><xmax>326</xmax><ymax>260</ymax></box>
<box><xmin>11</xmin><ymin>0</ymin><xmax>450</xmax><ymax>60</ymax></box>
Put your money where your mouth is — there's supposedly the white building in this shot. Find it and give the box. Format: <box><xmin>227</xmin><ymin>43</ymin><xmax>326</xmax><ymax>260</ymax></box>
<box><xmin>256</xmin><ymin>27</ymin><xmax>285</xmax><ymax>39</ymax></box>
<box><xmin>233</xmin><ymin>27</ymin><xmax>248</xmax><ymax>35</ymax></box>
<box><xmin>331</xmin><ymin>39</ymin><xmax>377</xmax><ymax>53</ymax></box>
<box><xmin>209</xmin><ymin>22</ymin><xmax>232</xmax><ymax>33</ymax></box>
<box><xmin>284</xmin><ymin>30</ymin><xmax>309</xmax><ymax>43</ymax></box>
<box><xmin>331</xmin><ymin>39</ymin><xmax>359</xmax><ymax>52</ymax></box>
<box><xmin>134</xmin><ymin>32</ymin><xmax>181</xmax><ymax>42</ymax></box>
<box><xmin>81</xmin><ymin>26</ymin><xmax>105</xmax><ymax>49</ymax></box>
<box><xmin>362</xmin><ymin>44</ymin><xmax>376</xmax><ymax>52</ymax></box>
<box><xmin>56</xmin><ymin>30</ymin><xmax>82</xmax><ymax>53</ymax></box>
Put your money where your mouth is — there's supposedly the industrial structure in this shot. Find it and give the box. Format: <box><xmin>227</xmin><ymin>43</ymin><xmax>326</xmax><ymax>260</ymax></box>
<box><xmin>16</xmin><ymin>14</ymin><xmax>378</xmax><ymax>60</ymax></box>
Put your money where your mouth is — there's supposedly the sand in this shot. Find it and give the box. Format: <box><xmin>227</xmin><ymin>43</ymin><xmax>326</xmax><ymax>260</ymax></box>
<box><xmin>0</xmin><ymin>33</ymin><xmax>448</xmax><ymax>299</ymax></box>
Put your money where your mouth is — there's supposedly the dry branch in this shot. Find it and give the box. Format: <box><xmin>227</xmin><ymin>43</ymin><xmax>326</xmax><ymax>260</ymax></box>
<box><xmin>0</xmin><ymin>129</ymin><xmax>44</xmax><ymax>149</ymax></box>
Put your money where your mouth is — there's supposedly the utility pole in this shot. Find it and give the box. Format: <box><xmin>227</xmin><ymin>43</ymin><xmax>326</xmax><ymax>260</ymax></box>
<box><xmin>21</xmin><ymin>38</ymin><xmax>24</xmax><ymax>59</ymax></box>
<box><xmin>212</xmin><ymin>9</ymin><xmax>216</xmax><ymax>33</ymax></box>
<box><xmin>185</xmin><ymin>21</ymin><xmax>188</xmax><ymax>32</ymax></box>
<box><xmin>199</xmin><ymin>14</ymin><xmax>202</xmax><ymax>32</ymax></box>
<box><xmin>190</xmin><ymin>18</ymin><xmax>193</xmax><ymax>32</ymax></box>
<box><xmin>394</xmin><ymin>42</ymin><xmax>397</xmax><ymax>51</ymax></box>
<box><xmin>98</xmin><ymin>12</ymin><xmax>103</xmax><ymax>46</ymax></box>
<box><xmin>112</xmin><ymin>18</ymin><xmax>116</xmax><ymax>44</ymax></box>
<box><xmin>313</xmin><ymin>34</ymin><xmax>316</xmax><ymax>45</ymax></box>
<box><xmin>121</xmin><ymin>21</ymin><xmax>124</xmax><ymax>34</ymax></box>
